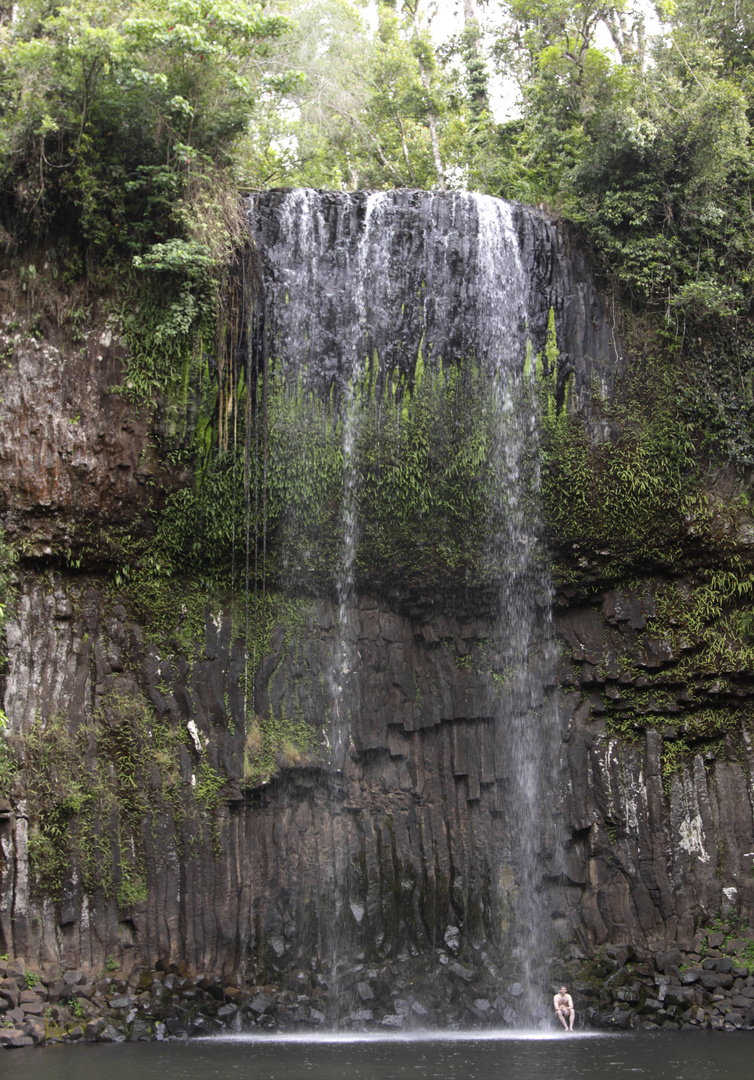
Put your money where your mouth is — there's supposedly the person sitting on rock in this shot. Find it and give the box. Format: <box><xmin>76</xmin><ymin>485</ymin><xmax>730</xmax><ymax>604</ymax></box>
<box><xmin>553</xmin><ymin>986</ymin><xmax>575</xmax><ymax>1031</ymax></box>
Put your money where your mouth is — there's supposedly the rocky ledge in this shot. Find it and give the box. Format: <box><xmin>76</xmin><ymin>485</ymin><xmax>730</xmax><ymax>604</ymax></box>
<box><xmin>0</xmin><ymin>949</ymin><xmax>572</xmax><ymax>1048</ymax></box>
<box><xmin>5</xmin><ymin>933</ymin><xmax>754</xmax><ymax>1048</ymax></box>
<box><xmin>569</xmin><ymin>927</ymin><xmax>754</xmax><ymax>1032</ymax></box>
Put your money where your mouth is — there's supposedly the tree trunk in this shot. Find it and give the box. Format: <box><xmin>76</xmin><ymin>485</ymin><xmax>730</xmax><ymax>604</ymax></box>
<box><xmin>462</xmin><ymin>0</ymin><xmax>489</xmax><ymax>117</ymax></box>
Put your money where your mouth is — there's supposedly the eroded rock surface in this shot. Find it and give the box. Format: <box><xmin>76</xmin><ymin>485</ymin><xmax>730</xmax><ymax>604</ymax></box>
<box><xmin>2</xmin><ymin>194</ymin><xmax>754</xmax><ymax>1042</ymax></box>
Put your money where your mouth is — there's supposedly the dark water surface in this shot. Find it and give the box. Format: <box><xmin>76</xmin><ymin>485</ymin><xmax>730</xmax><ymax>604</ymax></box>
<box><xmin>5</xmin><ymin>1031</ymin><xmax>753</xmax><ymax>1080</ymax></box>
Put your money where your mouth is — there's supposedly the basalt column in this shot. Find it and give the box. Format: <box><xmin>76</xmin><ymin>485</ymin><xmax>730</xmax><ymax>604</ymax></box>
<box><xmin>1</xmin><ymin>190</ymin><xmax>626</xmax><ymax>1015</ymax></box>
<box><xmin>243</xmin><ymin>190</ymin><xmax>573</xmax><ymax>1013</ymax></box>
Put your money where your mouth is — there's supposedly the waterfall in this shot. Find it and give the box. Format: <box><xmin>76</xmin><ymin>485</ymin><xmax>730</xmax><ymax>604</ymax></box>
<box><xmin>474</xmin><ymin>197</ymin><xmax>563</xmax><ymax>1022</ymax></box>
<box><xmin>248</xmin><ymin>189</ymin><xmax>564</xmax><ymax>1023</ymax></box>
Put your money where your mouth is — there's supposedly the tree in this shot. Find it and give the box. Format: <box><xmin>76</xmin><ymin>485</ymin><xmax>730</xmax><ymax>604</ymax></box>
<box><xmin>0</xmin><ymin>0</ymin><xmax>292</xmax><ymax>259</ymax></box>
<box><xmin>262</xmin><ymin>0</ymin><xmax>463</xmax><ymax>189</ymax></box>
<box><xmin>489</xmin><ymin>0</ymin><xmax>753</xmax><ymax>326</ymax></box>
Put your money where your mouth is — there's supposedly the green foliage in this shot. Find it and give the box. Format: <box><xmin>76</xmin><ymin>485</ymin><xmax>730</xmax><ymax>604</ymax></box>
<box><xmin>243</xmin><ymin>705</ymin><xmax>318</xmax><ymax>786</ymax></box>
<box><xmin>258</xmin><ymin>0</ymin><xmax>465</xmax><ymax>190</ymax></box>
<box><xmin>0</xmin><ymin>0</ymin><xmax>290</xmax><ymax>258</ymax></box>
<box><xmin>135</xmin><ymin>352</ymin><xmax>531</xmax><ymax>594</ymax></box>
<box><xmin>696</xmin><ymin>909</ymin><xmax>754</xmax><ymax>967</ymax></box>
<box><xmin>119</xmin><ymin>269</ymin><xmax>216</xmax><ymax>407</ymax></box>
<box><xmin>683</xmin><ymin>325</ymin><xmax>754</xmax><ymax>470</ymax></box>
<box><xmin>195</xmin><ymin>761</ymin><xmax>225</xmax><ymax>810</ymax></box>
<box><xmin>357</xmin><ymin>356</ymin><xmax>514</xmax><ymax>585</ymax></box>
<box><xmin>0</xmin><ymin>723</ymin><xmax>16</xmax><ymax>800</ymax></box>
<box><xmin>537</xmin><ymin>331</ymin><xmax>698</xmax><ymax>577</ymax></box>
<box><xmin>492</xmin><ymin>0</ymin><xmax>754</xmax><ymax>355</ymax></box>
<box><xmin>0</xmin><ymin>526</ymin><xmax>18</xmax><ymax>637</ymax></box>
<box><xmin>0</xmin><ymin>0</ymin><xmax>294</xmax><ymax>421</ymax></box>
<box><xmin>116</xmin><ymin>871</ymin><xmax>149</xmax><ymax>908</ymax></box>
<box><xmin>576</xmin><ymin>559</ymin><xmax>754</xmax><ymax>783</ymax></box>
<box><xmin>20</xmin><ymin>682</ymin><xmax>226</xmax><ymax>901</ymax></box>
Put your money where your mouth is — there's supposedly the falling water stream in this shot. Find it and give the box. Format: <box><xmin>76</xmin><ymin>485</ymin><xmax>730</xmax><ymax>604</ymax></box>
<box><xmin>471</xmin><ymin>197</ymin><xmax>562</xmax><ymax>1022</ymax></box>
<box><xmin>249</xmin><ymin>190</ymin><xmax>563</xmax><ymax>1024</ymax></box>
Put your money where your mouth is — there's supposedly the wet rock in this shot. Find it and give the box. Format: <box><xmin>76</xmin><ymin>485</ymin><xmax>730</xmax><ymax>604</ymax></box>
<box><xmin>656</xmin><ymin>950</ymin><xmax>683</xmax><ymax>974</ymax></box>
<box><xmin>0</xmin><ymin>981</ymin><xmax>20</xmax><ymax>1009</ymax></box>
<box><xmin>604</xmin><ymin>945</ymin><xmax>635</xmax><ymax>968</ymax></box>
<box><xmin>46</xmin><ymin>979</ymin><xmax>66</xmax><ymax>1002</ymax></box>
<box><xmin>4</xmin><ymin>198</ymin><xmax>754</xmax><ymax>1037</ymax></box>
<box><xmin>85</xmin><ymin>1018</ymin><xmax>106</xmax><ymax>1041</ymax></box>
<box><xmin>444</xmin><ymin>927</ymin><xmax>461</xmax><ymax>954</ymax></box>
<box><xmin>444</xmin><ymin>963</ymin><xmax>473</xmax><ymax>984</ymax></box>
<box><xmin>19</xmin><ymin>989</ymin><xmax>42</xmax><ymax>1004</ymax></box>
<box><xmin>129</xmin><ymin>1019</ymin><xmax>151</xmax><ymax>1041</ymax></box>
<box><xmin>216</xmin><ymin>1003</ymin><xmax>239</xmax><ymax>1020</ymax></box>
<box><xmin>380</xmin><ymin>1014</ymin><xmax>404</xmax><ymax>1028</ymax></box>
<box><xmin>249</xmin><ymin>992</ymin><xmax>274</xmax><ymax>1015</ymax></box>
<box><xmin>22</xmin><ymin>1017</ymin><xmax>45</xmax><ymax>1044</ymax></box>
<box><xmin>664</xmin><ymin>988</ymin><xmax>695</xmax><ymax>1007</ymax></box>
<box><xmin>492</xmin><ymin>998</ymin><xmax>519</xmax><ymax>1026</ymax></box>
<box><xmin>700</xmin><ymin>972</ymin><xmax>734</xmax><ymax>991</ymax></box>
<box><xmin>99</xmin><ymin>1024</ymin><xmax>126</xmax><ymax>1043</ymax></box>
<box><xmin>19</xmin><ymin>999</ymin><xmax>45</xmax><ymax>1016</ymax></box>
<box><xmin>0</xmin><ymin>1029</ymin><xmax>32</xmax><ymax>1048</ymax></box>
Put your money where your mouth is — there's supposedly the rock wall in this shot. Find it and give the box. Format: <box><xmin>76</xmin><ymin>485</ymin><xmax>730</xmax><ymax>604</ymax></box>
<box><xmin>0</xmin><ymin>309</ymin><xmax>185</xmax><ymax>560</ymax></box>
<box><xmin>5</xmin><ymin>564</ymin><xmax>754</xmax><ymax>1035</ymax></box>
<box><xmin>2</xmin><ymin>195</ymin><xmax>754</xmax><ymax>1041</ymax></box>
<box><xmin>1</xmin><ymin>574</ymin><xmax>565</xmax><ymax>976</ymax></box>
<box><xmin>557</xmin><ymin>581</ymin><xmax>754</xmax><ymax>949</ymax></box>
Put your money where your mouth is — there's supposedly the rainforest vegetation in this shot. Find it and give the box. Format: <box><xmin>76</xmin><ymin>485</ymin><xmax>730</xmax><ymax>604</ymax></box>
<box><xmin>1</xmin><ymin>0</ymin><xmax>751</xmax><ymax>324</ymax></box>
<box><xmin>1</xmin><ymin>0</ymin><xmax>753</xmax><ymax>587</ymax></box>
<box><xmin>2</xmin><ymin>0</ymin><xmax>754</xmax><ymax>906</ymax></box>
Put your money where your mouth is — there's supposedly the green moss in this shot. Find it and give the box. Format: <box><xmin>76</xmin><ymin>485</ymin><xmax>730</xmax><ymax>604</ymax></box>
<box><xmin>195</xmin><ymin>761</ymin><xmax>225</xmax><ymax>811</ymax></box>
<box><xmin>533</xmin><ymin>310</ymin><xmax>728</xmax><ymax>582</ymax></box>
<box><xmin>122</xmin><ymin>350</ymin><xmax>535</xmax><ymax>596</ymax></box>
<box><xmin>20</xmin><ymin>680</ymin><xmax>234</xmax><ymax>902</ymax></box>
<box><xmin>243</xmin><ymin>704</ymin><xmax>318</xmax><ymax>787</ymax></box>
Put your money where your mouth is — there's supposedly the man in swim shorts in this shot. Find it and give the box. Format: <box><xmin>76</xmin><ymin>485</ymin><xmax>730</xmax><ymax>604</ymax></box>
<box><xmin>553</xmin><ymin>986</ymin><xmax>575</xmax><ymax>1031</ymax></box>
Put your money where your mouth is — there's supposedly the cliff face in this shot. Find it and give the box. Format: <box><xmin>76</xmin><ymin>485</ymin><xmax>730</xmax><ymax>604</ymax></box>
<box><xmin>2</xmin><ymin>191</ymin><xmax>754</xmax><ymax>1033</ymax></box>
<box><xmin>557</xmin><ymin>588</ymin><xmax>754</xmax><ymax>947</ymax></box>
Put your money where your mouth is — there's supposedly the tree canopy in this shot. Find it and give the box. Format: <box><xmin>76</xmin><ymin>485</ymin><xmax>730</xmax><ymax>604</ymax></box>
<box><xmin>1</xmin><ymin>0</ymin><xmax>752</xmax><ymax>371</ymax></box>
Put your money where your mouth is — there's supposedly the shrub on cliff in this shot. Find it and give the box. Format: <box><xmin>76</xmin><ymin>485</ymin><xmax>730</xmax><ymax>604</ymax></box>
<box><xmin>0</xmin><ymin>0</ymin><xmax>292</xmax><ymax>262</ymax></box>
